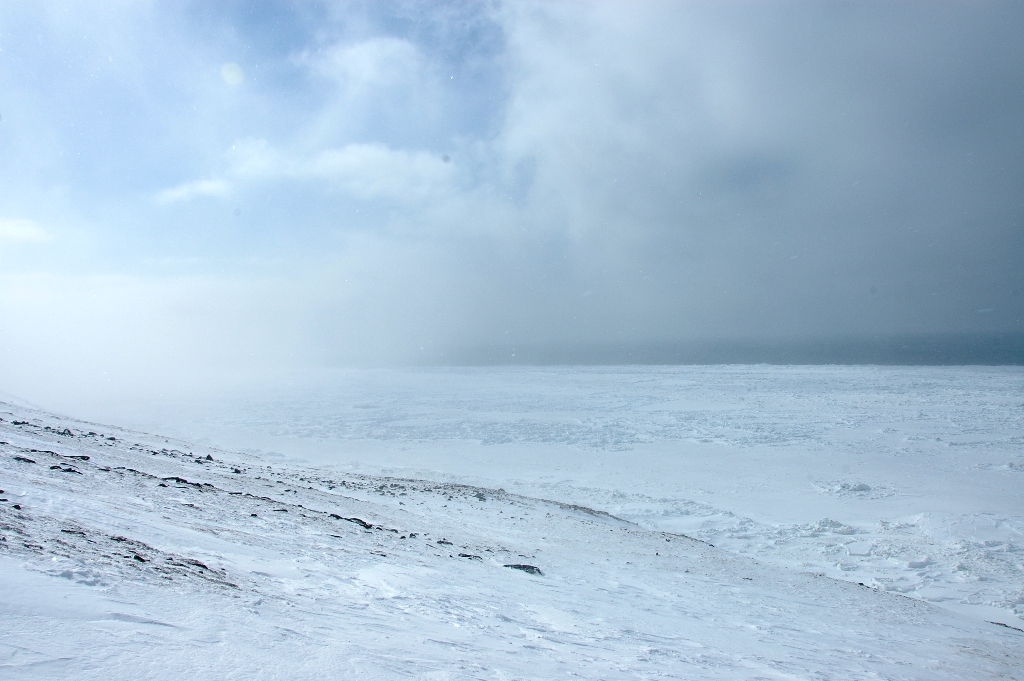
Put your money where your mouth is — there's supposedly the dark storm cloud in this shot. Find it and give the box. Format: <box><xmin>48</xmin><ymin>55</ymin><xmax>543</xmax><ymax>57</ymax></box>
<box><xmin>472</xmin><ymin>1</ymin><xmax>1024</xmax><ymax>350</ymax></box>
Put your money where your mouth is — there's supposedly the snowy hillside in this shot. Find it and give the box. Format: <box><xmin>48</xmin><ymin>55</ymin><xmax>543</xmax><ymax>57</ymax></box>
<box><xmin>2</xmin><ymin>393</ymin><xmax>1022</xmax><ymax>679</ymax></box>
<box><xmin>122</xmin><ymin>365</ymin><xmax>1024</xmax><ymax>628</ymax></box>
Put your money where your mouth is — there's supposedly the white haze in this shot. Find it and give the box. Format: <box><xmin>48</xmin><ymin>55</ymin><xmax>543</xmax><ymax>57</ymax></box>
<box><xmin>1</xmin><ymin>2</ymin><xmax>1023</xmax><ymax>409</ymax></box>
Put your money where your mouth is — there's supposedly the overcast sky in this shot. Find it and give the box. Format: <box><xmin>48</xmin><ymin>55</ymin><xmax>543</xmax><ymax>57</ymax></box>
<box><xmin>1</xmin><ymin>1</ymin><xmax>1022</xmax><ymax>402</ymax></box>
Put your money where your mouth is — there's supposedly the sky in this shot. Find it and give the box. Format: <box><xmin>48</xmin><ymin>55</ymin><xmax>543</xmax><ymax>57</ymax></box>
<box><xmin>1</xmin><ymin>1</ymin><xmax>1023</xmax><ymax>404</ymax></box>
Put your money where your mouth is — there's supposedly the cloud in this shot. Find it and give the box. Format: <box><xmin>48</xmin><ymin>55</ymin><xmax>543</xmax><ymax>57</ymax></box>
<box><xmin>155</xmin><ymin>179</ymin><xmax>231</xmax><ymax>205</ymax></box>
<box><xmin>308</xmin><ymin>143</ymin><xmax>455</xmax><ymax>200</ymax></box>
<box><xmin>0</xmin><ymin>218</ymin><xmax>52</xmax><ymax>244</ymax></box>
<box><xmin>1</xmin><ymin>0</ymin><xmax>1023</xmax><ymax>410</ymax></box>
<box><xmin>305</xmin><ymin>38</ymin><xmax>422</xmax><ymax>97</ymax></box>
<box><xmin>219</xmin><ymin>138</ymin><xmax>455</xmax><ymax>202</ymax></box>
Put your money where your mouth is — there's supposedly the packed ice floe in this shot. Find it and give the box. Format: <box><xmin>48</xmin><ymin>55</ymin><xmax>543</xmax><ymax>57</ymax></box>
<box><xmin>2</xmin><ymin>371</ymin><xmax>1023</xmax><ymax>679</ymax></box>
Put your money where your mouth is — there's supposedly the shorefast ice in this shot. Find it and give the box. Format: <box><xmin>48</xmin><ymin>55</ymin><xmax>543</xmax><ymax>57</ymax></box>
<box><xmin>2</xmin><ymin>366</ymin><xmax>1023</xmax><ymax>679</ymax></box>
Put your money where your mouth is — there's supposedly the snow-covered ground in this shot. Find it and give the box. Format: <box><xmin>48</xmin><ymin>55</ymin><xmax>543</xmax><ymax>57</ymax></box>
<box><xmin>3</xmin><ymin>365</ymin><xmax>1023</xmax><ymax>678</ymax></box>
<box><xmin>121</xmin><ymin>366</ymin><xmax>1024</xmax><ymax>626</ymax></box>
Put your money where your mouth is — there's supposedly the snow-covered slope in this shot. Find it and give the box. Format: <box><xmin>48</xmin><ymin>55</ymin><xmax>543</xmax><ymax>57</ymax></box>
<box><xmin>113</xmin><ymin>365</ymin><xmax>1024</xmax><ymax>628</ymax></box>
<box><xmin>1</xmin><ymin>398</ymin><xmax>1022</xmax><ymax>679</ymax></box>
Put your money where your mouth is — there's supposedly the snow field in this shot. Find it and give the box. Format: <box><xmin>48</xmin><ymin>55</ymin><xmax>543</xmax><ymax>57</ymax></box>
<box><xmin>131</xmin><ymin>366</ymin><xmax>1024</xmax><ymax>626</ymax></box>
<box><xmin>2</xmin><ymin>391</ymin><xmax>1023</xmax><ymax>679</ymax></box>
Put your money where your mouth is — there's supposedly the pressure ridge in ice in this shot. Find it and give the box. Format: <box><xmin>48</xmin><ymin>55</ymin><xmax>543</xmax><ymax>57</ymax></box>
<box><xmin>1</xmin><ymin>394</ymin><xmax>1022</xmax><ymax>680</ymax></box>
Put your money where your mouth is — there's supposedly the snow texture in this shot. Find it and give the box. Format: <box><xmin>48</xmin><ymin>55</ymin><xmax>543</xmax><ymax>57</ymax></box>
<box><xmin>2</xmin><ymin>366</ymin><xmax>1024</xmax><ymax>679</ymax></box>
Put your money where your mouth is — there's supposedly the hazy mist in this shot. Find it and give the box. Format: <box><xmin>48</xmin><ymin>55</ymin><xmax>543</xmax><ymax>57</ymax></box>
<box><xmin>1</xmin><ymin>1</ymin><xmax>1022</xmax><ymax>408</ymax></box>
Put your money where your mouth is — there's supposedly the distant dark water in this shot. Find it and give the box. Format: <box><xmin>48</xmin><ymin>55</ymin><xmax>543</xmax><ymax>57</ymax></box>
<box><xmin>448</xmin><ymin>333</ymin><xmax>1024</xmax><ymax>366</ymax></box>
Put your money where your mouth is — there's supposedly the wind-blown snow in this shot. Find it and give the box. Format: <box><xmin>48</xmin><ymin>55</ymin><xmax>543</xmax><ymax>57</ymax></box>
<box><xmin>2</xmin><ymin>366</ymin><xmax>1023</xmax><ymax>678</ymax></box>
